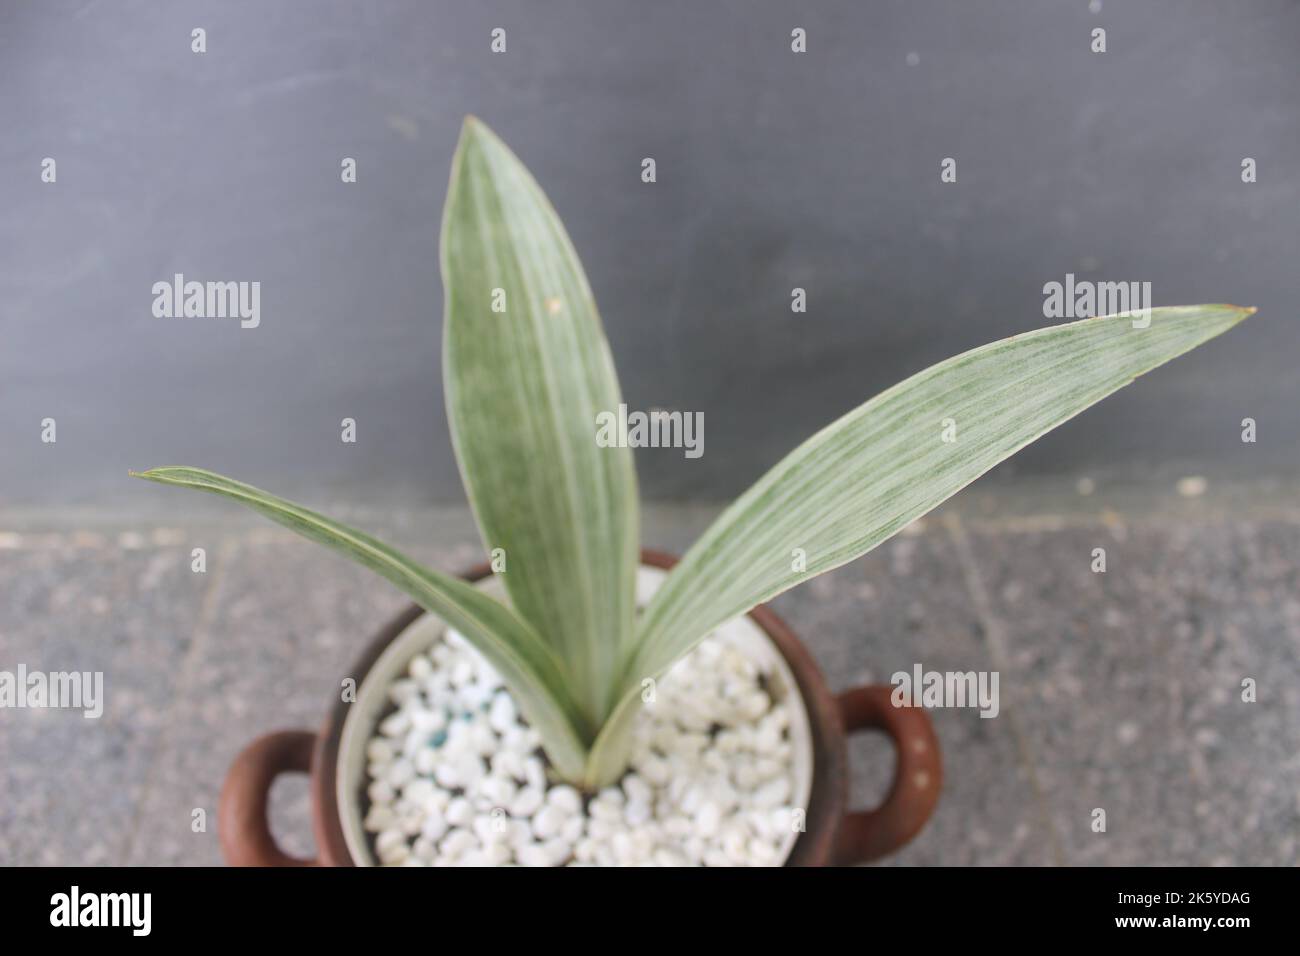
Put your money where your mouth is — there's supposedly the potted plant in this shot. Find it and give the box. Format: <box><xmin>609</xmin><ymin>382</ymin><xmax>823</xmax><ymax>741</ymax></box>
<box><xmin>133</xmin><ymin>118</ymin><xmax>1252</xmax><ymax>866</ymax></box>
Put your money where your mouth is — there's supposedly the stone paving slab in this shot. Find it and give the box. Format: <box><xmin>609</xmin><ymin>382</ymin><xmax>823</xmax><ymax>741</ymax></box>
<box><xmin>0</xmin><ymin>542</ymin><xmax>206</xmax><ymax>865</ymax></box>
<box><xmin>965</xmin><ymin>519</ymin><xmax>1300</xmax><ymax>866</ymax></box>
<box><xmin>1</xmin><ymin>502</ymin><xmax>1296</xmax><ymax>866</ymax></box>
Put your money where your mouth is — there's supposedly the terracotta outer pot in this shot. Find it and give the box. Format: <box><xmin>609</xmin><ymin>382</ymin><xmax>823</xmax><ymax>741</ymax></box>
<box><xmin>219</xmin><ymin>549</ymin><xmax>942</xmax><ymax>866</ymax></box>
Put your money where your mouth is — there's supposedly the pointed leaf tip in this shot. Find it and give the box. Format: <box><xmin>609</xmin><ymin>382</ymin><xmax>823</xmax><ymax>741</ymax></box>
<box><xmin>457</xmin><ymin>115</ymin><xmax>497</xmax><ymax>153</ymax></box>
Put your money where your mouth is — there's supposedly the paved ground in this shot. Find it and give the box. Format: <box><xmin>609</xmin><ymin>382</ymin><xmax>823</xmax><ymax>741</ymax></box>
<box><xmin>1</xmin><ymin>480</ymin><xmax>1297</xmax><ymax>866</ymax></box>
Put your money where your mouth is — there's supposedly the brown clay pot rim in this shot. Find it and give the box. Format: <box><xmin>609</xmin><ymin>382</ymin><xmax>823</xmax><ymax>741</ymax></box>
<box><xmin>308</xmin><ymin>548</ymin><xmax>848</xmax><ymax>866</ymax></box>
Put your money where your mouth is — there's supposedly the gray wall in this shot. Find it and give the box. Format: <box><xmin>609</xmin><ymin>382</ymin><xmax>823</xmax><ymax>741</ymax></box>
<box><xmin>2</xmin><ymin>0</ymin><xmax>1297</xmax><ymax>511</ymax></box>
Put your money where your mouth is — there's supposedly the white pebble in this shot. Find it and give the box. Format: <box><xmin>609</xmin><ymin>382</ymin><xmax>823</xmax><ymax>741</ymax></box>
<box><xmin>523</xmin><ymin>757</ymin><xmax>547</xmax><ymax>792</ymax></box>
<box><xmin>488</xmin><ymin>692</ymin><xmax>517</xmax><ymax>733</ymax></box>
<box><xmin>403</xmin><ymin>778</ymin><xmax>436</xmax><ymax>805</ymax></box>
<box><xmin>376</xmin><ymin>828</ymin><xmax>408</xmax><ymax>865</ymax></box>
<box><xmin>364</xmin><ymin>805</ymin><xmax>396</xmax><ymax>833</ymax></box>
<box><xmin>483</xmin><ymin>842</ymin><xmax>513</xmax><ymax>865</ymax></box>
<box><xmin>379</xmin><ymin>711</ymin><xmax>410</xmax><ymax>738</ymax></box>
<box><xmin>479</xmin><ymin>775</ymin><xmax>518</xmax><ymax>809</ymax></box>
<box><xmin>433</xmin><ymin>761</ymin><xmax>462</xmax><ymax>790</ymax></box>
<box><xmin>721</xmin><ymin>826</ymin><xmax>748</xmax><ymax>863</ymax></box>
<box><xmin>680</xmin><ymin>787</ymin><xmax>704</xmax><ymax>815</ymax></box>
<box><xmin>366</xmin><ymin>739</ymin><xmax>395</xmax><ymax>764</ymax></box>
<box><xmin>516</xmin><ymin>843</ymin><xmax>551</xmax><ymax>867</ymax></box>
<box><xmin>588</xmin><ymin>797</ymin><xmax>622</xmax><ymax>823</ymax></box>
<box><xmin>531</xmin><ymin>804</ymin><xmax>567</xmax><ymax>840</ymax></box>
<box><xmin>413</xmin><ymin>747</ymin><xmax>439</xmax><ymax>776</ymax></box>
<box><xmin>654</xmin><ymin>848</ymin><xmax>689</xmax><ymax>866</ymax></box>
<box><xmin>509</xmin><ymin>786</ymin><xmax>544</xmax><ymax>819</ymax></box>
<box><xmin>385</xmin><ymin>759</ymin><xmax>415</xmax><ymax>789</ymax></box>
<box><xmin>491</xmin><ymin>750</ymin><xmax>526</xmax><ymax>782</ymax></box>
<box><xmin>623</xmin><ymin>773</ymin><xmax>652</xmax><ymax>805</ymax></box>
<box><xmin>450</xmin><ymin>659</ymin><xmax>474</xmax><ymax>687</ymax></box>
<box><xmin>637</xmin><ymin>754</ymin><xmax>672</xmax><ymax>786</ymax></box>
<box><xmin>445</xmin><ymin>798</ymin><xmax>474</xmax><ymax>827</ymax></box>
<box><xmin>560</xmin><ymin>815</ymin><xmax>585</xmax><ymax>844</ymax></box>
<box><xmin>409</xmin><ymin>654</ymin><xmax>433</xmax><ymax>680</ymax></box>
<box><xmin>420</xmin><ymin>808</ymin><xmax>449</xmax><ymax>843</ymax></box>
<box><xmin>540</xmin><ymin>837</ymin><xmax>574</xmax><ymax>865</ymax></box>
<box><xmin>696</xmin><ymin>801</ymin><xmax>721</xmax><ymax>837</ymax></box>
<box><xmin>411</xmin><ymin>708</ymin><xmax>447</xmax><ymax>734</ymax></box>
<box><xmin>388</xmin><ymin>678</ymin><xmax>419</xmax><ymax>705</ymax></box>
<box><xmin>573</xmin><ymin>838</ymin><xmax>598</xmax><ymax>863</ymax></box>
<box><xmin>547</xmin><ymin>785</ymin><xmax>582</xmax><ymax>815</ymax></box>
<box><xmin>663</xmin><ymin>816</ymin><xmax>692</xmax><ymax>838</ymax></box>
<box><xmin>439</xmin><ymin>828</ymin><xmax>476</xmax><ymax>859</ymax></box>
<box><xmin>752</xmin><ymin>778</ymin><xmax>791</xmax><ymax>808</ymax></box>
<box><xmin>456</xmin><ymin>754</ymin><xmax>487</xmax><ymax>789</ymax></box>
<box><xmin>396</xmin><ymin>801</ymin><xmax>425</xmax><ymax>835</ymax></box>
<box><xmin>473</xmin><ymin>814</ymin><xmax>507</xmax><ymax>845</ymax></box>
<box><xmin>737</xmin><ymin>692</ymin><xmax>769</xmax><ymax>721</ymax></box>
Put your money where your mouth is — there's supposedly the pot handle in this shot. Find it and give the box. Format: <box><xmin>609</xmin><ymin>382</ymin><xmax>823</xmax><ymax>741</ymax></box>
<box><xmin>833</xmin><ymin>685</ymin><xmax>942</xmax><ymax>865</ymax></box>
<box><xmin>218</xmin><ymin>730</ymin><xmax>319</xmax><ymax>867</ymax></box>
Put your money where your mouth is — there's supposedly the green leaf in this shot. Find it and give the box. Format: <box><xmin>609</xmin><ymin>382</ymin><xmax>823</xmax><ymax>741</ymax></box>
<box><xmin>607</xmin><ymin>305</ymin><xmax>1252</xmax><ymax>742</ymax></box>
<box><xmin>128</xmin><ymin>466</ymin><xmax>592</xmax><ymax>780</ymax></box>
<box><xmin>441</xmin><ymin>117</ymin><xmax>639</xmax><ymax>727</ymax></box>
<box><xmin>582</xmin><ymin>694</ymin><xmax>642</xmax><ymax>791</ymax></box>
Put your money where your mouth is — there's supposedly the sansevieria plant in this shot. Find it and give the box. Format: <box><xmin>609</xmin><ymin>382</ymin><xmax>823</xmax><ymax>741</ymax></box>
<box><xmin>132</xmin><ymin>117</ymin><xmax>1252</xmax><ymax>790</ymax></box>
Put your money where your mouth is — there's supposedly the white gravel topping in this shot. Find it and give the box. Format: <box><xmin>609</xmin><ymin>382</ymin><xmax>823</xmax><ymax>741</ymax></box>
<box><xmin>361</xmin><ymin>620</ymin><xmax>802</xmax><ymax>866</ymax></box>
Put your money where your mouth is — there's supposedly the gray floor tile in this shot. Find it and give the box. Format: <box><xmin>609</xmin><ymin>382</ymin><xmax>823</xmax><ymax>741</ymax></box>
<box><xmin>0</xmin><ymin>543</ymin><xmax>205</xmax><ymax>865</ymax></box>
<box><xmin>966</xmin><ymin>519</ymin><xmax>1300</xmax><ymax>865</ymax></box>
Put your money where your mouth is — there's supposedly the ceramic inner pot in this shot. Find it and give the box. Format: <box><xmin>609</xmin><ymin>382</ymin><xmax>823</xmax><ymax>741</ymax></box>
<box><xmin>219</xmin><ymin>549</ymin><xmax>942</xmax><ymax>866</ymax></box>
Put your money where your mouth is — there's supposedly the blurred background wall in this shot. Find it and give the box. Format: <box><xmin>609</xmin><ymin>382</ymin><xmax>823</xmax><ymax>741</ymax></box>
<box><xmin>2</xmin><ymin>0</ymin><xmax>1296</xmax><ymax>511</ymax></box>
